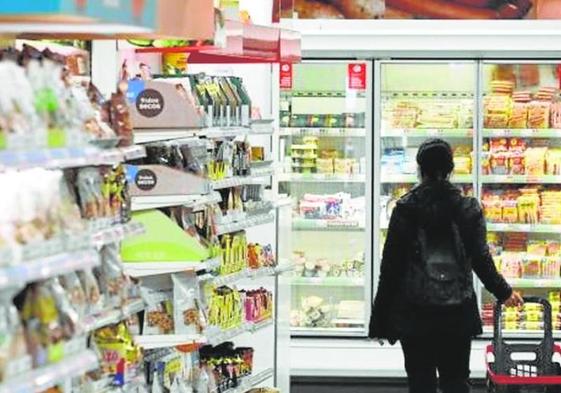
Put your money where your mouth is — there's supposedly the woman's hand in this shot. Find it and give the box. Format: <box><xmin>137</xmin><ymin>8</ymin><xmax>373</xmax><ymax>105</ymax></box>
<box><xmin>504</xmin><ymin>291</ymin><xmax>524</xmax><ymax>307</ymax></box>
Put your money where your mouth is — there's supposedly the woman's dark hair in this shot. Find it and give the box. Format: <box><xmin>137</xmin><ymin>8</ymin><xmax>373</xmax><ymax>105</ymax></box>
<box><xmin>416</xmin><ymin>138</ymin><xmax>455</xmax><ymax>180</ymax></box>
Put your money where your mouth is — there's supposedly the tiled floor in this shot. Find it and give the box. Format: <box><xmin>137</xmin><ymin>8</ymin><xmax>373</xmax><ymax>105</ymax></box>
<box><xmin>291</xmin><ymin>379</ymin><xmax>487</xmax><ymax>393</ymax></box>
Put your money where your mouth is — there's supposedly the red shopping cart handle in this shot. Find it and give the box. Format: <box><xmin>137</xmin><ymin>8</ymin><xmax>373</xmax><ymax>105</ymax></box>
<box><xmin>486</xmin><ymin>344</ymin><xmax>561</xmax><ymax>385</ymax></box>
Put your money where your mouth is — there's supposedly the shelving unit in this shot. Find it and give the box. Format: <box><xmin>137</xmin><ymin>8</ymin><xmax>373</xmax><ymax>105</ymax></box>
<box><xmin>278</xmin><ymin>173</ymin><xmax>366</xmax><ymax>183</ymax></box>
<box><xmin>0</xmin><ymin>350</ymin><xmax>99</xmax><ymax>393</ymax></box>
<box><xmin>0</xmin><ymin>145</ymin><xmax>146</xmax><ymax>170</ymax></box>
<box><xmin>381</xmin><ymin>128</ymin><xmax>474</xmax><ymax>138</ymax></box>
<box><xmin>280</xmin><ymin>127</ymin><xmax>366</xmax><ymax>138</ymax></box>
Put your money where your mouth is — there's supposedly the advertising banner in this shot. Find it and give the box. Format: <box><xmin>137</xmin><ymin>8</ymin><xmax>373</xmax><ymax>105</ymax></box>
<box><xmin>277</xmin><ymin>0</ymin><xmax>561</xmax><ymax>20</ymax></box>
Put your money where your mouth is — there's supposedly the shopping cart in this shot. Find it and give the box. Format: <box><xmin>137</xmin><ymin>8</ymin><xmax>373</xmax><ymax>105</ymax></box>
<box><xmin>486</xmin><ymin>296</ymin><xmax>561</xmax><ymax>392</ymax></box>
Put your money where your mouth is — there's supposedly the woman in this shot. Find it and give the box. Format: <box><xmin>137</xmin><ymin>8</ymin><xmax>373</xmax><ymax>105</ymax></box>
<box><xmin>369</xmin><ymin>138</ymin><xmax>523</xmax><ymax>393</ymax></box>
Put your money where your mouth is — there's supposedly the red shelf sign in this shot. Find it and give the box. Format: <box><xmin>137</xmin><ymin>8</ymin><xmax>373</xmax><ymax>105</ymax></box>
<box><xmin>348</xmin><ymin>63</ymin><xmax>366</xmax><ymax>90</ymax></box>
<box><xmin>280</xmin><ymin>62</ymin><xmax>293</xmax><ymax>89</ymax></box>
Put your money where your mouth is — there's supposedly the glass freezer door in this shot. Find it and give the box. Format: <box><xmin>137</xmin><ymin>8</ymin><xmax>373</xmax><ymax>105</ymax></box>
<box><xmin>375</xmin><ymin>60</ymin><xmax>478</xmax><ymax>307</ymax></box>
<box><xmin>278</xmin><ymin>61</ymin><xmax>372</xmax><ymax>337</ymax></box>
<box><xmin>479</xmin><ymin>62</ymin><xmax>561</xmax><ymax>338</ymax></box>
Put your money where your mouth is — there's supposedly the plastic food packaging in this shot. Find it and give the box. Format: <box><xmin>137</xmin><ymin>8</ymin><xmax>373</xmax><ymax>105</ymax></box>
<box><xmin>78</xmin><ymin>268</ymin><xmax>105</xmax><ymax>315</ymax></box>
<box><xmin>173</xmin><ymin>273</ymin><xmax>206</xmax><ymax>335</ymax></box>
<box><xmin>96</xmin><ymin>244</ymin><xmax>128</xmax><ymax>308</ymax></box>
<box><xmin>142</xmin><ymin>288</ymin><xmax>174</xmax><ymax>335</ymax></box>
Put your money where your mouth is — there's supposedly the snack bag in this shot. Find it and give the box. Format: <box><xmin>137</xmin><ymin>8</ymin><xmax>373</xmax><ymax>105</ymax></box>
<box><xmin>78</xmin><ymin>268</ymin><xmax>105</xmax><ymax>315</ymax></box>
<box><xmin>142</xmin><ymin>288</ymin><xmax>174</xmax><ymax>335</ymax></box>
<box><xmin>172</xmin><ymin>273</ymin><xmax>206</xmax><ymax>335</ymax></box>
<box><xmin>59</xmin><ymin>272</ymin><xmax>87</xmax><ymax>319</ymax></box>
<box><xmin>96</xmin><ymin>244</ymin><xmax>128</xmax><ymax>308</ymax></box>
<box><xmin>524</xmin><ymin>147</ymin><xmax>547</xmax><ymax>176</ymax></box>
<box><xmin>0</xmin><ymin>296</ymin><xmax>31</xmax><ymax>382</ymax></box>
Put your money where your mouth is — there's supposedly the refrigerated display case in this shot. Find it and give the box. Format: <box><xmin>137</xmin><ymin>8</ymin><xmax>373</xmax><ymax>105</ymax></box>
<box><xmin>373</xmin><ymin>60</ymin><xmax>561</xmax><ymax>340</ymax></box>
<box><xmin>479</xmin><ymin>62</ymin><xmax>561</xmax><ymax>338</ymax></box>
<box><xmin>278</xmin><ymin>61</ymin><xmax>372</xmax><ymax>336</ymax></box>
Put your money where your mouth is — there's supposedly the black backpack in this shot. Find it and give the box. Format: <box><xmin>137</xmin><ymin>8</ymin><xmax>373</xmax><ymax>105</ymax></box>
<box><xmin>404</xmin><ymin>213</ymin><xmax>473</xmax><ymax>307</ymax></box>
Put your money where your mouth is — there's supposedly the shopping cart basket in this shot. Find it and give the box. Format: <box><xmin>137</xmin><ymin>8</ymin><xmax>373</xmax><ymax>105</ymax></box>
<box><xmin>486</xmin><ymin>296</ymin><xmax>561</xmax><ymax>392</ymax></box>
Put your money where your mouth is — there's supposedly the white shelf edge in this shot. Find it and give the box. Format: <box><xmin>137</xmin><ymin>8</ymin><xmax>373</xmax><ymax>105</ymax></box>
<box><xmin>134</xmin><ymin>318</ymin><xmax>274</xmax><ymax>349</ymax></box>
<box><xmin>134</xmin><ymin>127</ymin><xmax>274</xmax><ymax>144</ymax></box>
<box><xmin>0</xmin><ymin>249</ymin><xmax>100</xmax><ymax>290</ymax></box>
<box><xmin>83</xmin><ymin>298</ymin><xmax>146</xmax><ymax>332</ymax></box>
<box><xmin>0</xmin><ymin>145</ymin><xmax>145</xmax><ymax>171</ymax></box>
<box><xmin>211</xmin><ymin>169</ymin><xmax>275</xmax><ymax>190</ymax></box>
<box><xmin>279</xmin><ymin>127</ymin><xmax>366</xmax><ymax>137</ymax></box>
<box><xmin>131</xmin><ymin>192</ymin><xmax>220</xmax><ymax>212</ymax></box>
<box><xmin>0</xmin><ymin>350</ymin><xmax>99</xmax><ymax>393</ymax></box>
<box><xmin>123</xmin><ymin>257</ymin><xmax>221</xmax><ymax>278</ymax></box>
<box><xmin>215</xmin><ymin>212</ymin><xmax>276</xmax><ymax>236</ymax></box>
<box><xmin>278</xmin><ymin>173</ymin><xmax>366</xmax><ymax>183</ymax></box>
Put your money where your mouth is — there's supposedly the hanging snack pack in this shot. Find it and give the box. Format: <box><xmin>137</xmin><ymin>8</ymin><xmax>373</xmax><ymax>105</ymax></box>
<box><xmin>172</xmin><ymin>273</ymin><xmax>206</xmax><ymax>335</ymax></box>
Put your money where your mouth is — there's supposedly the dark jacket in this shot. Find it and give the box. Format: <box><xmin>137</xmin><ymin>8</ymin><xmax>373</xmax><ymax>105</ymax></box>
<box><xmin>369</xmin><ymin>180</ymin><xmax>512</xmax><ymax>341</ymax></box>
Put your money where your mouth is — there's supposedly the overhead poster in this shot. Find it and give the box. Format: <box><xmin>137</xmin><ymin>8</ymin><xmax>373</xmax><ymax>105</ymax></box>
<box><xmin>276</xmin><ymin>0</ymin><xmax>561</xmax><ymax>19</ymax></box>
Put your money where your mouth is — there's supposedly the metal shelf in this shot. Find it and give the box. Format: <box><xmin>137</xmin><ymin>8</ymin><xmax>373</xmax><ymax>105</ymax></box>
<box><xmin>0</xmin><ymin>250</ymin><xmax>100</xmax><ymax>290</ymax></box>
<box><xmin>134</xmin><ymin>318</ymin><xmax>274</xmax><ymax>349</ymax></box>
<box><xmin>278</xmin><ymin>173</ymin><xmax>366</xmax><ymax>183</ymax></box>
<box><xmin>0</xmin><ymin>350</ymin><xmax>99</xmax><ymax>393</ymax></box>
<box><xmin>482</xmin><ymin>129</ymin><xmax>561</xmax><ymax>138</ymax></box>
<box><xmin>381</xmin><ymin>128</ymin><xmax>474</xmax><ymax>138</ymax></box>
<box><xmin>131</xmin><ymin>192</ymin><xmax>221</xmax><ymax>212</ymax></box>
<box><xmin>292</xmin><ymin>276</ymin><xmax>364</xmax><ymax>287</ymax></box>
<box><xmin>215</xmin><ymin>212</ymin><xmax>276</xmax><ymax>236</ymax></box>
<box><xmin>381</xmin><ymin>173</ymin><xmax>473</xmax><ymax>183</ymax></box>
<box><xmin>211</xmin><ymin>168</ymin><xmax>275</xmax><ymax>190</ymax></box>
<box><xmin>83</xmin><ymin>298</ymin><xmax>145</xmax><ymax>332</ymax></box>
<box><xmin>123</xmin><ymin>257</ymin><xmax>221</xmax><ymax>278</ymax></box>
<box><xmin>200</xmin><ymin>264</ymin><xmax>292</xmax><ymax>287</ymax></box>
<box><xmin>487</xmin><ymin>223</ymin><xmax>561</xmax><ymax>233</ymax></box>
<box><xmin>507</xmin><ymin>278</ymin><xmax>561</xmax><ymax>288</ymax></box>
<box><xmin>134</xmin><ymin>126</ymin><xmax>275</xmax><ymax>145</ymax></box>
<box><xmin>292</xmin><ymin>218</ymin><xmax>365</xmax><ymax>232</ymax></box>
<box><xmin>279</xmin><ymin>127</ymin><xmax>366</xmax><ymax>138</ymax></box>
<box><xmin>482</xmin><ymin>175</ymin><xmax>561</xmax><ymax>184</ymax></box>
<box><xmin>0</xmin><ymin>145</ymin><xmax>144</xmax><ymax>171</ymax></box>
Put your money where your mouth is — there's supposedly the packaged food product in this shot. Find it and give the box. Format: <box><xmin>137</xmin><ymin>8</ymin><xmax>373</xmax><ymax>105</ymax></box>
<box><xmin>78</xmin><ymin>268</ymin><xmax>105</xmax><ymax>315</ymax></box>
<box><xmin>508</xmin><ymin>102</ymin><xmax>528</xmax><ymax>129</ymax></box>
<box><xmin>522</xmin><ymin>256</ymin><xmax>542</xmax><ymax>278</ymax></box>
<box><xmin>143</xmin><ymin>288</ymin><xmax>174</xmax><ymax>335</ymax></box>
<box><xmin>528</xmin><ymin>101</ymin><xmax>551</xmax><ymax>129</ymax></box>
<box><xmin>173</xmin><ymin>273</ymin><xmax>206</xmax><ymax>335</ymax></box>
<box><xmin>59</xmin><ymin>272</ymin><xmax>87</xmax><ymax>319</ymax></box>
<box><xmin>96</xmin><ymin>244</ymin><xmax>128</xmax><ymax>307</ymax></box>
<box><xmin>0</xmin><ymin>296</ymin><xmax>30</xmax><ymax>382</ymax></box>
<box><xmin>94</xmin><ymin>322</ymin><xmax>142</xmax><ymax>379</ymax></box>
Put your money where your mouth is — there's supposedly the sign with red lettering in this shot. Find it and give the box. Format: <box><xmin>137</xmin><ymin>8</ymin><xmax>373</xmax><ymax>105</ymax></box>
<box><xmin>280</xmin><ymin>62</ymin><xmax>293</xmax><ymax>89</ymax></box>
<box><xmin>348</xmin><ymin>63</ymin><xmax>366</xmax><ymax>90</ymax></box>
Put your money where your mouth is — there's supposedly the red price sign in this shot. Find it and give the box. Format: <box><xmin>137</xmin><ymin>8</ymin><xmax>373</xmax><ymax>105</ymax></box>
<box><xmin>280</xmin><ymin>62</ymin><xmax>293</xmax><ymax>89</ymax></box>
<box><xmin>348</xmin><ymin>63</ymin><xmax>366</xmax><ymax>90</ymax></box>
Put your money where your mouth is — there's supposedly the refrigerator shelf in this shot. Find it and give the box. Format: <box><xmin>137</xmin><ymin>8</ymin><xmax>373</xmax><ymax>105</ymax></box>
<box><xmin>487</xmin><ymin>223</ymin><xmax>561</xmax><ymax>233</ymax></box>
<box><xmin>279</xmin><ymin>127</ymin><xmax>366</xmax><ymax>138</ymax></box>
<box><xmin>482</xmin><ymin>129</ymin><xmax>561</xmax><ymax>138</ymax></box>
<box><xmin>292</xmin><ymin>218</ymin><xmax>365</xmax><ymax>231</ymax></box>
<box><xmin>292</xmin><ymin>276</ymin><xmax>364</xmax><ymax>287</ymax></box>
<box><xmin>482</xmin><ymin>175</ymin><xmax>561</xmax><ymax>184</ymax></box>
<box><xmin>290</xmin><ymin>326</ymin><xmax>365</xmax><ymax>336</ymax></box>
<box><xmin>482</xmin><ymin>327</ymin><xmax>561</xmax><ymax>339</ymax></box>
<box><xmin>381</xmin><ymin>174</ymin><xmax>473</xmax><ymax>183</ymax></box>
<box><xmin>278</xmin><ymin>173</ymin><xmax>366</xmax><ymax>183</ymax></box>
<box><xmin>506</xmin><ymin>278</ymin><xmax>561</xmax><ymax>288</ymax></box>
<box><xmin>381</xmin><ymin>128</ymin><xmax>474</xmax><ymax>138</ymax></box>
